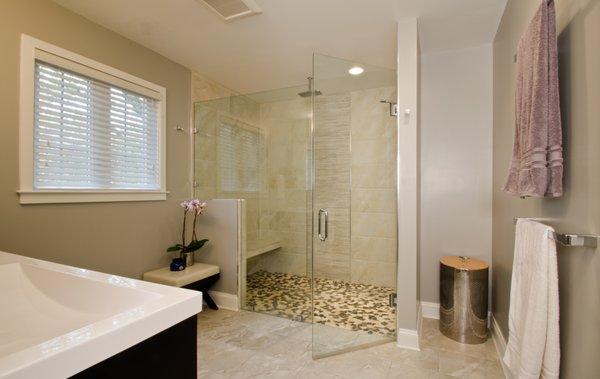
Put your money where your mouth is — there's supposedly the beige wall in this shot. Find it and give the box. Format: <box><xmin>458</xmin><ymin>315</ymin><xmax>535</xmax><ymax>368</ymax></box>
<box><xmin>0</xmin><ymin>0</ymin><xmax>191</xmax><ymax>279</ymax></box>
<box><xmin>420</xmin><ymin>44</ymin><xmax>493</xmax><ymax>304</ymax></box>
<box><xmin>492</xmin><ymin>0</ymin><xmax>600</xmax><ymax>377</ymax></box>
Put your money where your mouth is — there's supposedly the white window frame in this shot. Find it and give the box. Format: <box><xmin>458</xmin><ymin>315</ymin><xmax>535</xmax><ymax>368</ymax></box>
<box><xmin>18</xmin><ymin>34</ymin><xmax>167</xmax><ymax>204</ymax></box>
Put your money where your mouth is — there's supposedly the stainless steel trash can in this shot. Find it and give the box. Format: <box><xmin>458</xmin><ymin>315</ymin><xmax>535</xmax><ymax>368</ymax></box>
<box><xmin>439</xmin><ymin>256</ymin><xmax>489</xmax><ymax>344</ymax></box>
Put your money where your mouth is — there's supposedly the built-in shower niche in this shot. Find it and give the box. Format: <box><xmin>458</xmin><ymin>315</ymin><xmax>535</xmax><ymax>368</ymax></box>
<box><xmin>193</xmin><ymin>53</ymin><xmax>398</xmax><ymax>359</ymax></box>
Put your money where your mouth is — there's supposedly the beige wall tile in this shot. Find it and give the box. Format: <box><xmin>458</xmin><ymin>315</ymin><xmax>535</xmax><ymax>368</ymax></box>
<box><xmin>351</xmin><ymin>138</ymin><xmax>396</xmax><ymax>165</ymax></box>
<box><xmin>351</xmin><ymin>260</ymin><xmax>397</xmax><ymax>288</ymax></box>
<box><xmin>351</xmin><ymin>87</ymin><xmax>396</xmax><ymax>138</ymax></box>
<box><xmin>259</xmin><ymin>251</ymin><xmax>307</xmax><ymax>276</ymax></box>
<box><xmin>314</xmin><ymin>254</ymin><xmax>350</xmax><ymax>281</ymax></box>
<box><xmin>351</xmin><ymin>236</ymin><xmax>396</xmax><ymax>263</ymax></box>
<box><xmin>351</xmin><ymin>163</ymin><xmax>396</xmax><ymax>189</ymax></box>
<box><xmin>230</xmin><ymin>95</ymin><xmax>260</xmax><ymax>125</ymax></box>
<box><xmin>263</xmin><ymin>88</ymin><xmax>399</xmax><ymax>285</ymax></box>
<box><xmin>351</xmin><ymin>188</ymin><xmax>396</xmax><ymax>213</ymax></box>
<box><xmin>351</xmin><ymin>212</ymin><xmax>397</xmax><ymax>239</ymax></box>
<box><xmin>194</xmin><ymin>84</ymin><xmax>398</xmax><ymax>286</ymax></box>
<box><xmin>259</xmin><ymin>97</ymin><xmax>311</xmax><ymax>276</ymax></box>
<box><xmin>191</xmin><ymin>72</ymin><xmax>233</xmax><ymax>103</ymax></box>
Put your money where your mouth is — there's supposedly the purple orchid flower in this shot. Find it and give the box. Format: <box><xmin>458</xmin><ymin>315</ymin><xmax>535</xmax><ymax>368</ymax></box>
<box><xmin>169</xmin><ymin>199</ymin><xmax>209</xmax><ymax>257</ymax></box>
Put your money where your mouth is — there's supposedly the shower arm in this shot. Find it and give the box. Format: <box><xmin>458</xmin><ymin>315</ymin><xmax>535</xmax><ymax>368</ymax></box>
<box><xmin>380</xmin><ymin>100</ymin><xmax>398</xmax><ymax>117</ymax></box>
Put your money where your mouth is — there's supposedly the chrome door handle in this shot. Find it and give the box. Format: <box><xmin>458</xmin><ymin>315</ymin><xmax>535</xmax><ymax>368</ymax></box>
<box><xmin>318</xmin><ymin>208</ymin><xmax>328</xmax><ymax>241</ymax></box>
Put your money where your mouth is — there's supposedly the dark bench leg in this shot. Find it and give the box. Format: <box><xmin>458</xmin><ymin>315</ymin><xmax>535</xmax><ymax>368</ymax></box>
<box><xmin>183</xmin><ymin>273</ymin><xmax>220</xmax><ymax>310</ymax></box>
<box><xmin>203</xmin><ymin>292</ymin><xmax>219</xmax><ymax>310</ymax></box>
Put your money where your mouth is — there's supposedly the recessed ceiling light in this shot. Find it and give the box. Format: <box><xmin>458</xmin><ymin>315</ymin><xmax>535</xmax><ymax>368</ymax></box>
<box><xmin>348</xmin><ymin>66</ymin><xmax>364</xmax><ymax>75</ymax></box>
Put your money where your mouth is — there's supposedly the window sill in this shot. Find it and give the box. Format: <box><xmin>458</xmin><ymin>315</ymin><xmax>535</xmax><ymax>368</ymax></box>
<box><xmin>17</xmin><ymin>190</ymin><xmax>168</xmax><ymax>204</ymax></box>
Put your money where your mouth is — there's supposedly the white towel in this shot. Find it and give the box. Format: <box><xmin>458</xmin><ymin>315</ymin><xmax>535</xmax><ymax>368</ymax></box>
<box><xmin>503</xmin><ymin>219</ymin><xmax>560</xmax><ymax>379</ymax></box>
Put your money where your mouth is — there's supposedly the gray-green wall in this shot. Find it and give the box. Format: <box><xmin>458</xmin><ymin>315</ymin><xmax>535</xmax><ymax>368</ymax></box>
<box><xmin>492</xmin><ymin>0</ymin><xmax>600</xmax><ymax>377</ymax></box>
<box><xmin>0</xmin><ymin>0</ymin><xmax>192</xmax><ymax>279</ymax></box>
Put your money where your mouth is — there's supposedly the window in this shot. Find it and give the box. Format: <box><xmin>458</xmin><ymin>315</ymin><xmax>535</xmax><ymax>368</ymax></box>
<box><xmin>217</xmin><ymin>121</ymin><xmax>259</xmax><ymax>193</ymax></box>
<box><xmin>19</xmin><ymin>35</ymin><xmax>166</xmax><ymax>204</ymax></box>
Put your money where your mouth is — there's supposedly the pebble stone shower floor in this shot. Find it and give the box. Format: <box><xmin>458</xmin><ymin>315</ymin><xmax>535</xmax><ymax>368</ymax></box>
<box><xmin>245</xmin><ymin>270</ymin><xmax>396</xmax><ymax>337</ymax></box>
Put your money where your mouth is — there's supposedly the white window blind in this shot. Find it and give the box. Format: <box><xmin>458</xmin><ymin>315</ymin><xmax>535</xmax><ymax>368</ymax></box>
<box><xmin>33</xmin><ymin>61</ymin><xmax>160</xmax><ymax>190</ymax></box>
<box><xmin>217</xmin><ymin>122</ymin><xmax>259</xmax><ymax>192</ymax></box>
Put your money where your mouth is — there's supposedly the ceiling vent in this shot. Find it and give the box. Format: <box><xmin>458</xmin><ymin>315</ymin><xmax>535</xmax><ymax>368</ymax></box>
<box><xmin>199</xmin><ymin>0</ymin><xmax>262</xmax><ymax>22</ymax></box>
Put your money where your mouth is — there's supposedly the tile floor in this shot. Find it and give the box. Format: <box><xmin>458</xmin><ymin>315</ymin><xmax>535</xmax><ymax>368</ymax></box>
<box><xmin>197</xmin><ymin>309</ymin><xmax>504</xmax><ymax>379</ymax></box>
<box><xmin>246</xmin><ymin>270</ymin><xmax>396</xmax><ymax>337</ymax></box>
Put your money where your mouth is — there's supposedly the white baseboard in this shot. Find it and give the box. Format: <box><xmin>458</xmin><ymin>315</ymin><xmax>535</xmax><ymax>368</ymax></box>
<box><xmin>417</xmin><ymin>301</ymin><xmax>423</xmax><ymax>343</ymax></box>
<box><xmin>490</xmin><ymin>314</ymin><xmax>510</xmax><ymax>378</ymax></box>
<box><xmin>395</xmin><ymin>302</ymin><xmax>421</xmax><ymax>351</ymax></box>
<box><xmin>420</xmin><ymin>301</ymin><xmax>440</xmax><ymax>319</ymax></box>
<box><xmin>205</xmin><ymin>290</ymin><xmax>239</xmax><ymax>311</ymax></box>
<box><xmin>420</xmin><ymin>301</ymin><xmax>492</xmax><ymax>328</ymax></box>
<box><xmin>396</xmin><ymin>328</ymin><xmax>420</xmax><ymax>351</ymax></box>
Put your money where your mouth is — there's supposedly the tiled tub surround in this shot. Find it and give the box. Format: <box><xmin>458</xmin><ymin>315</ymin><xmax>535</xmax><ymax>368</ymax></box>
<box><xmin>245</xmin><ymin>270</ymin><xmax>396</xmax><ymax>337</ymax></box>
<box><xmin>196</xmin><ymin>309</ymin><xmax>503</xmax><ymax>378</ymax></box>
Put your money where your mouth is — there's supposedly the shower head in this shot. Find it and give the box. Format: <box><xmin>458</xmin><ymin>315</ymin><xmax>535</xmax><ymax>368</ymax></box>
<box><xmin>298</xmin><ymin>89</ymin><xmax>322</xmax><ymax>98</ymax></box>
<box><xmin>298</xmin><ymin>76</ymin><xmax>322</xmax><ymax>98</ymax></box>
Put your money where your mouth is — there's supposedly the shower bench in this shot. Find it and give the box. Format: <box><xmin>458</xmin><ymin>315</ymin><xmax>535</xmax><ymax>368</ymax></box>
<box><xmin>246</xmin><ymin>239</ymin><xmax>281</xmax><ymax>259</ymax></box>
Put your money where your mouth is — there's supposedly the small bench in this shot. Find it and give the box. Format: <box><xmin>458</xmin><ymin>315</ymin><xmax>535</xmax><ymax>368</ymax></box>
<box><xmin>143</xmin><ymin>263</ymin><xmax>220</xmax><ymax>310</ymax></box>
<box><xmin>246</xmin><ymin>239</ymin><xmax>281</xmax><ymax>259</ymax></box>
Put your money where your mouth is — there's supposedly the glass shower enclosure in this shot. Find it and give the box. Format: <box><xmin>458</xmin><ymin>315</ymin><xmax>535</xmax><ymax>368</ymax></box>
<box><xmin>193</xmin><ymin>53</ymin><xmax>397</xmax><ymax>358</ymax></box>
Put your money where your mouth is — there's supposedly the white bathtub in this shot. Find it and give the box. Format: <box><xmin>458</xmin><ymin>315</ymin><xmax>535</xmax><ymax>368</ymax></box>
<box><xmin>0</xmin><ymin>251</ymin><xmax>202</xmax><ymax>379</ymax></box>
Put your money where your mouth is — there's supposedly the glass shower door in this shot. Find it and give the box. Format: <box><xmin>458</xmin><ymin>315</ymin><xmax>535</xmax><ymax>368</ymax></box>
<box><xmin>311</xmin><ymin>53</ymin><xmax>398</xmax><ymax>358</ymax></box>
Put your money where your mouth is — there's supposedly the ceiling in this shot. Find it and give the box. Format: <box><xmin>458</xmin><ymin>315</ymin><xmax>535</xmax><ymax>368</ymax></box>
<box><xmin>53</xmin><ymin>0</ymin><xmax>507</xmax><ymax>94</ymax></box>
<box><xmin>245</xmin><ymin>53</ymin><xmax>397</xmax><ymax>103</ymax></box>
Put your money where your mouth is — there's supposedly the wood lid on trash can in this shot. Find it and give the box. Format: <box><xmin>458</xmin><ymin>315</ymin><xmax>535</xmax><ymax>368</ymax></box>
<box><xmin>440</xmin><ymin>256</ymin><xmax>488</xmax><ymax>271</ymax></box>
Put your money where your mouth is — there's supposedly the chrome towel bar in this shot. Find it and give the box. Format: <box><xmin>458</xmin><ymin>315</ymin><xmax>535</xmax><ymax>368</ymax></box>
<box><xmin>513</xmin><ymin>218</ymin><xmax>598</xmax><ymax>248</ymax></box>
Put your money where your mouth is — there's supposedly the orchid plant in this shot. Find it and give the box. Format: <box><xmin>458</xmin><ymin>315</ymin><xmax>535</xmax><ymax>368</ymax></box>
<box><xmin>167</xmin><ymin>199</ymin><xmax>209</xmax><ymax>255</ymax></box>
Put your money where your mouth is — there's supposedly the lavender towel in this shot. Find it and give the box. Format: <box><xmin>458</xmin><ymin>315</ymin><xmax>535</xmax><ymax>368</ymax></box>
<box><xmin>503</xmin><ymin>0</ymin><xmax>563</xmax><ymax>197</ymax></box>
